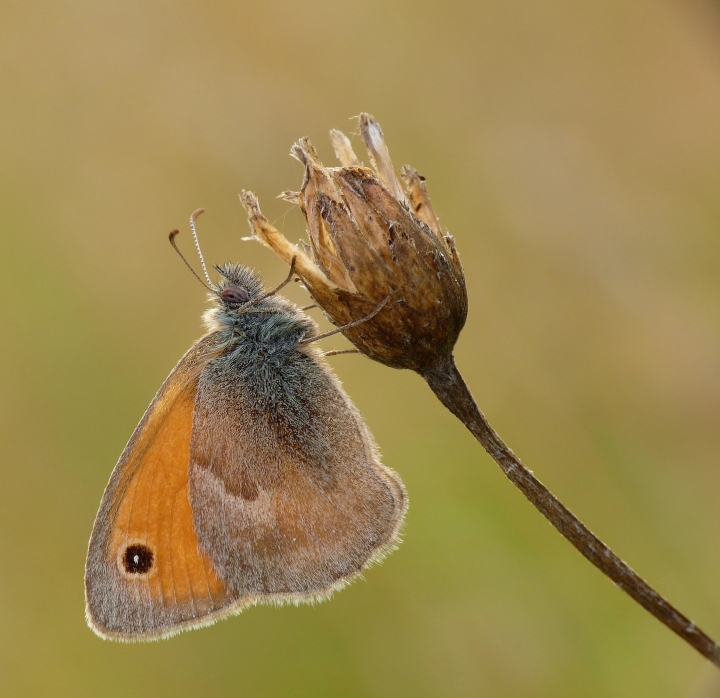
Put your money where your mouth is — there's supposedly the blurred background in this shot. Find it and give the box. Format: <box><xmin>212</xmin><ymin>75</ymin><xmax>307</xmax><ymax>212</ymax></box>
<box><xmin>2</xmin><ymin>0</ymin><xmax>720</xmax><ymax>695</ymax></box>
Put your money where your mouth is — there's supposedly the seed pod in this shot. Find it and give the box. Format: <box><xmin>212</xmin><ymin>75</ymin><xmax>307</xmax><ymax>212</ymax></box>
<box><xmin>242</xmin><ymin>113</ymin><xmax>467</xmax><ymax>372</ymax></box>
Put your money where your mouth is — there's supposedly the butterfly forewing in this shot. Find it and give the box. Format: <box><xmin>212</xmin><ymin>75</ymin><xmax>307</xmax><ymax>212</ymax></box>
<box><xmin>85</xmin><ymin>336</ymin><xmax>236</xmax><ymax>641</ymax></box>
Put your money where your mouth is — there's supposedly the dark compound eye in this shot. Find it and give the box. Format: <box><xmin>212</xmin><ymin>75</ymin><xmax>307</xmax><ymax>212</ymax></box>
<box><xmin>123</xmin><ymin>545</ymin><xmax>154</xmax><ymax>574</ymax></box>
<box><xmin>221</xmin><ymin>286</ymin><xmax>250</xmax><ymax>304</ymax></box>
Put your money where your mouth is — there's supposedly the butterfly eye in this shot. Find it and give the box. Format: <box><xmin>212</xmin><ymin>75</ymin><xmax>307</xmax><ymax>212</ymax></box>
<box><xmin>123</xmin><ymin>545</ymin><xmax>154</xmax><ymax>574</ymax></box>
<box><xmin>221</xmin><ymin>287</ymin><xmax>250</xmax><ymax>304</ymax></box>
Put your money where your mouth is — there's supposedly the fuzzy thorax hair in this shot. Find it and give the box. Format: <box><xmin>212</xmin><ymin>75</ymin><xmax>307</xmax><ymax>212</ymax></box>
<box><xmin>202</xmin><ymin>263</ymin><xmax>317</xmax><ymax>347</ymax></box>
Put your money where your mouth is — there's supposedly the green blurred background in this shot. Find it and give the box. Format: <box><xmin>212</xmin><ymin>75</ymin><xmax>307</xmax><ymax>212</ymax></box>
<box><xmin>2</xmin><ymin>1</ymin><xmax>720</xmax><ymax>696</ymax></box>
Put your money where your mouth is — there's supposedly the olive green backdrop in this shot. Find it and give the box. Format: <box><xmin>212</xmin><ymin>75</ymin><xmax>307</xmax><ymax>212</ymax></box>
<box><xmin>2</xmin><ymin>1</ymin><xmax>720</xmax><ymax>696</ymax></box>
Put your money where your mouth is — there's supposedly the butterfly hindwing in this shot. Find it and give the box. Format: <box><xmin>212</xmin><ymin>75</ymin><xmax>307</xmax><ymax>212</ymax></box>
<box><xmin>189</xmin><ymin>345</ymin><xmax>407</xmax><ymax>600</ymax></box>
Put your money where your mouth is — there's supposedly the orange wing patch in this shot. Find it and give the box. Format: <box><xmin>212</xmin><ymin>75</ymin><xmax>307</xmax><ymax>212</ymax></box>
<box><xmin>108</xmin><ymin>389</ymin><xmax>226</xmax><ymax>612</ymax></box>
<box><xmin>85</xmin><ymin>337</ymin><xmax>238</xmax><ymax>640</ymax></box>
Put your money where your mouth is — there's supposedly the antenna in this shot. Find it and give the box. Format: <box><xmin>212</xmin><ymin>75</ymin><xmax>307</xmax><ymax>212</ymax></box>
<box><xmin>168</xmin><ymin>230</ymin><xmax>216</xmax><ymax>292</ymax></box>
<box><xmin>189</xmin><ymin>208</ymin><xmax>214</xmax><ymax>289</ymax></box>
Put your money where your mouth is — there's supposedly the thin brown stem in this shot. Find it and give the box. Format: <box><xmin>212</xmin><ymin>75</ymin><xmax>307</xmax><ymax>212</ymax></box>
<box><xmin>421</xmin><ymin>353</ymin><xmax>720</xmax><ymax>668</ymax></box>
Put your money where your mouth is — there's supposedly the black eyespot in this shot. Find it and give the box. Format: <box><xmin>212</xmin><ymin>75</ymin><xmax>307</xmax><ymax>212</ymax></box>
<box><xmin>221</xmin><ymin>286</ymin><xmax>250</xmax><ymax>304</ymax></box>
<box><xmin>123</xmin><ymin>545</ymin><xmax>154</xmax><ymax>574</ymax></box>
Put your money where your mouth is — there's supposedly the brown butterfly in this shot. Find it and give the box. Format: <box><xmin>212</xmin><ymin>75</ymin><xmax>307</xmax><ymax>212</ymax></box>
<box><xmin>84</xmin><ymin>214</ymin><xmax>406</xmax><ymax>641</ymax></box>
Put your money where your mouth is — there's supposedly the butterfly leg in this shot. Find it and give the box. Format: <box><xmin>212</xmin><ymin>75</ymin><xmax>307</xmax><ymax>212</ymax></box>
<box><xmin>236</xmin><ymin>257</ymin><xmax>297</xmax><ymax>314</ymax></box>
<box><xmin>298</xmin><ymin>296</ymin><xmax>389</xmax><ymax>346</ymax></box>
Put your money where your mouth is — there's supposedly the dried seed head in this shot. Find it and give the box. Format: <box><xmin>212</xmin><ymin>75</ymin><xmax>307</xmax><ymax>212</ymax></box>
<box><xmin>242</xmin><ymin>113</ymin><xmax>467</xmax><ymax>372</ymax></box>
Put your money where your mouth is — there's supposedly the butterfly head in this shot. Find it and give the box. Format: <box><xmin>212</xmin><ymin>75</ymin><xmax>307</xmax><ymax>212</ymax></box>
<box><xmin>213</xmin><ymin>263</ymin><xmax>264</xmax><ymax>309</ymax></box>
<box><xmin>203</xmin><ymin>262</ymin><xmax>310</xmax><ymax>342</ymax></box>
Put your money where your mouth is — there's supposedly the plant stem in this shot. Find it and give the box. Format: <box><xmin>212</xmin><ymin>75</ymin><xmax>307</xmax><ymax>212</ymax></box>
<box><xmin>421</xmin><ymin>353</ymin><xmax>720</xmax><ymax>668</ymax></box>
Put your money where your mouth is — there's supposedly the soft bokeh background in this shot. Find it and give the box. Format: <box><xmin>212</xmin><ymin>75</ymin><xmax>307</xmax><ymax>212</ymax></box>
<box><xmin>2</xmin><ymin>1</ymin><xmax>720</xmax><ymax>696</ymax></box>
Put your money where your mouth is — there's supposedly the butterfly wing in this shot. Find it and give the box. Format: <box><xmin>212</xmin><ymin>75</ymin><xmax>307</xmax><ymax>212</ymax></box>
<box><xmin>189</xmin><ymin>345</ymin><xmax>407</xmax><ymax>601</ymax></box>
<box><xmin>85</xmin><ymin>334</ymin><xmax>239</xmax><ymax>641</ymax></box>
<box><xmin>87</xmin><ymin>333</ymin><xmax>406</xmax><ymax>640</ymax></box>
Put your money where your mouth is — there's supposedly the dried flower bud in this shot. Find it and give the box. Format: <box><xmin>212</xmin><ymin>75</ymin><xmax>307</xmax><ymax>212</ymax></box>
<box><xmin>241</xmin><ymin>113</ymin><xmax>467</xmax><ymax>372</ymax></box>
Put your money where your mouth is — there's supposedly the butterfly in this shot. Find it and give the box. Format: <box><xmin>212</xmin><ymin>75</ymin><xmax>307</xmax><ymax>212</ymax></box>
<box><xmin>84</xmin><ymin>215</ymin><xmax>406</xmax><ymax>641</ymax></box>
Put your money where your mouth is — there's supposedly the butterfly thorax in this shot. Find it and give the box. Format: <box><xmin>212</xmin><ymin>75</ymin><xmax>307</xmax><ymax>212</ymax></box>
<box><xmin>202</xmin><ymin>263</ymin><xmax>318</xmax><ymax>353</ymax></box>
